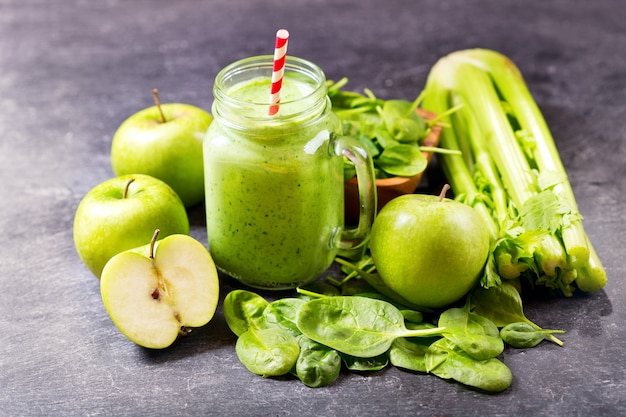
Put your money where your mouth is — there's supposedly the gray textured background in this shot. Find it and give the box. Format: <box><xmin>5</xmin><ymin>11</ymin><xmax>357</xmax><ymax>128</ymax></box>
<box><xmin>1</xmin><ymin>0</ymin><xmax>625</xmax><ymax>416</ymax></box>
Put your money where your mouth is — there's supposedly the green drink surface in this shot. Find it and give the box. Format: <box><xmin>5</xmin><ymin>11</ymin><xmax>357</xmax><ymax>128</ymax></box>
<box><xmin>204</xmin><ymin>76</ymin><xmax>343</xmax><ymax>289</ymax></box>
<box><xmin>227</xmin><ymin>75</ymin><xmax>316</xmax><ymax>106</ymax></box>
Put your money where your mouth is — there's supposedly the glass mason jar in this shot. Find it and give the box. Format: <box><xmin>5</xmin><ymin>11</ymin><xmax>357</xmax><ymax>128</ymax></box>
<box><xmin>204</xmin><ymin>55</ymin><xmax>376</xmax><ymax>289</ymax></box>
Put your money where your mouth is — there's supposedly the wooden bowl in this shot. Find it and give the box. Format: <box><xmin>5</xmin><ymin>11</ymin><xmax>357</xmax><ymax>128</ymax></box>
<box><xmin>344</xmin><ymin>108</ymin><xmax>442</xmax><ymax>224</ymax></box>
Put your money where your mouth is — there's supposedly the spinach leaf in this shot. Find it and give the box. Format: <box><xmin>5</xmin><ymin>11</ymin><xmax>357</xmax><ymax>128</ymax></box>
<box><xmin>263</xmin><ymin>298</ymin><xmax>305</xmax><ymax>336</ymax></box>
<box><xmin>426</xmin><ymin>338</ymin><xmax>512</xmax><ymax>392</ymax></box>
<box><xmin>470</xmin><ymin>282</ymin><xmax>532</xmax><ymax>327</ymax></box>
<box><xmin>340</xmin><ymin>352</ymin><xmax>389</xmax><ymax>372</ymax></box>
<box><xmin>439</xmin><ymin>306</ymin><xmax>504</xmax><ymax>360</ymax></box>
<box><xmin>442</xmin><ymin>351</ymin><xmax>512</xmax><ymax>393</ymax></box>
<box><xmin>296</xmin><ymin>296</ymin><xmax>444</xmax><ymax>358</ymax></box>
<box><xmin>470</xmin><ymin>283</ymin><xmax>564</xmax><ymax>344</ymax></box>
<box><xmin>424</xmin><ymin>338</ymin><xmax>453</xmax><ymax>379</ymax></box>
<box><xmin>235</xmin><ymin>327</ymin><xmax>300</xmax><ymax>377</ymax></box>
<box><xmin>500</xmin><ymin>322</ymin><xmax>565</xmax><ymax>349</ymax></box>
<box><xmin>223</xmin><ymin>289</ymin><xmax>269</xmax><ymax>336</ymax></box>
<box><xmin>295</xmin><ymin>335</ymin><xmax>342</xmax><ymax>388</ymax></box>
<box><xmin>327</xmin><ymin>78</ymin><xmax>429</xmax><ymax>179</ymax></box>
<box><xmin>376</xmin><ymin>144</ymin><xmax>427</xmax><ymax>177</ymax></box>
<box><xmin>405</xmin><ymin>322</ymin><xmax>441</xmax><ymax>334</ymax></box>
<box><xmin>372</xmin><ymin>125</ymin><xmax>400</xmax><ymax>149</ymax></box>
<box><xmin>389</xmin><ymin>337</ymin><xmax>433</xmax><ymax>373</ymax></box>
<box><xmin>379</xmin><ymin>100</ymin><xmax>426</xmax><ymax>143</ymax></box>
<box><xmin>400</xmin><ymin>309</ymin><xmax>424</xmax><ymax>324</ymax></box>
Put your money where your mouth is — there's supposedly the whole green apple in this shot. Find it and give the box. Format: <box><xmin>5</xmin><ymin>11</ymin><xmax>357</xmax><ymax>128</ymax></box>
<box><xmin>73</xmin><ymin>174</ymin><xmax>189</xmax><ymax>278</ymax></box>
<box><xmin>101</xmin><ymin>231</ymin><xmax>220</xmax><ymax>349</ymax></box>
<box><xmin>369</xmin><ymin>192</ymin><xmax>490</xmax><ymax>309</ymax></box>
<box><xmin>111</xmin><ymin>91</ymin><xmax>212</xmax><ymax>208</ymax></box>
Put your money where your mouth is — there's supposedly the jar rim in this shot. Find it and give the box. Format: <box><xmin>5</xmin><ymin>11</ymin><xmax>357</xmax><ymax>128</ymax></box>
<box><xmin>212</xmin><ymin>55</ymin><xmax>328</xmax><ymax>119</ymax></box>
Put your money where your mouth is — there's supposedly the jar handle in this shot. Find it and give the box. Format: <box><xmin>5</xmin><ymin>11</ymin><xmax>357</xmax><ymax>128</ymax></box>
<box><xmin>334</xmin><ymin>136</ymin><xmax>377</xmax><ymax>250</ymax></box>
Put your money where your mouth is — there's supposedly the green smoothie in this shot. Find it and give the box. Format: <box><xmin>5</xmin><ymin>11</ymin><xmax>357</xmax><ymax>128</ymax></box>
<box><xmin>204</xmin><ymin>73</ymin><xmax>344</xmax><ymax>289</ymax></box>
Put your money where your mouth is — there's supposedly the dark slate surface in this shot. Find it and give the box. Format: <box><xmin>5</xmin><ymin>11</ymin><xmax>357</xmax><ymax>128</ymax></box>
<box><xmin>1</xmin><ymin>0</ymin><xmax>625</xmax><ymax>416</ymax></box>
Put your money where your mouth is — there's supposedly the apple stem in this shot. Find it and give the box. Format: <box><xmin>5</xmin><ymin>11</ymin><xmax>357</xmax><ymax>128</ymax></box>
<box><xmin>149</xmin><ymin>229</ymin><xmax>160</xmax><ymax>259</ymax></box>
<box><xmin>438</xmin><ymin>184</ymin><xmax>451</xmax><ymax>202</ymax></box>
<box><xmin>123</xmin><ymin>178</ymin><xmax>135</xmax><ymax>199</ymax></box>
<box><xmin>152</xmin><ymin>88</ymin><xmax>167</xmax><ymax>123</ymax></box>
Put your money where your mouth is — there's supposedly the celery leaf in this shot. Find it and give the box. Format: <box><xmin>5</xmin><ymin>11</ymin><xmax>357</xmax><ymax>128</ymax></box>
<box><xmin>519</xmin><ymin>190</ymin><xmax>569</xmax><ymax>234</ymax></box>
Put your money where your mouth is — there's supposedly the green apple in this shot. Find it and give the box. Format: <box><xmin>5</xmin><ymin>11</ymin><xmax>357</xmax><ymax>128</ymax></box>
<box><xmin>101</xmin><ymin>231</ymin><xmax>220</xmax><ymax>349</ymax></box>
<box><xmin>111</xmin><ymin>90</ymin><xmax>213</xmax><ymax>208</ymax></box>
<box><xmin>73</xmin><ymin>174</ymin><xmax>189</xmax><ymax>278</ymax></box>
<box><xmin>369</xmin><ymin>190</ymin><xmax>490</xmax><ymax>309</ymax></box>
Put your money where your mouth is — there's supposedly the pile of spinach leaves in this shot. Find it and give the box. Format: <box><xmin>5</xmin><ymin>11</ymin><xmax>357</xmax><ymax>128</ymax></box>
<box><xmin>223</xmin><ymin>275</ymin><xmax>563</xmax><ymax>392</ymax></box>
<box><xmin>328</xmin><ymin>78</ymin><xmax>430</xmax><ymax>180</ymax></box>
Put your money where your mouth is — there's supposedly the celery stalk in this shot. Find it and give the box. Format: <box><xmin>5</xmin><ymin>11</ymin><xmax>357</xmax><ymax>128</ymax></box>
<box><xmin>418</xmin><ymin>76</ymin><xmax>500</xmax><ymax>240</ymax></box>
<box><xmin>445</xmin><ymin>60</ymin><xmax>538</xmax><ymax>207</ymax></box>
<box><xmin>422</xmin><ymin>48</ymin><xmax>607</xmax><ymax>295</ymax></box>
<box><xmin>460</xmin><ymin>49</ymin><xmax>590</xmax><ymax>264</ymax></box>
<box><xmin>451</xmin><ymin>95</ymin><xmax>508</xmax><ymax>226</ymax></box>
<box><xmin>574</xmin><ymin>237</ymin><xmax>608</xmax><ymax>292</ymax></box>
<box><xmin>535</xmin><ymin>235</ymin><xmax>567</xmax><ymax>277</ymax></box>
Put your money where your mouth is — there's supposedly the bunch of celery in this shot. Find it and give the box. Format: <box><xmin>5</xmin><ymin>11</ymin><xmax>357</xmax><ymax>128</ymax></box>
<box><xmin>421</xmin><ymin>49</ymin><xmax>606</xmax><ymax>296</ymax></box>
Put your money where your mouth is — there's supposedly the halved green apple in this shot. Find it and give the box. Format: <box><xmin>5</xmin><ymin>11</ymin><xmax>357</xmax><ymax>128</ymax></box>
<box><xmin>100</xmin><ymin>231</ymin><xmax>219</xmax><ymax>349</ymax></box>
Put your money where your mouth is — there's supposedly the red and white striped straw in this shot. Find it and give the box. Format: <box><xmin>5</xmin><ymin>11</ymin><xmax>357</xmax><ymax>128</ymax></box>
<box><xmin>268</xmin><ymin>29</ymin><xmax>289</xmax><ymax>116</ymax></box>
